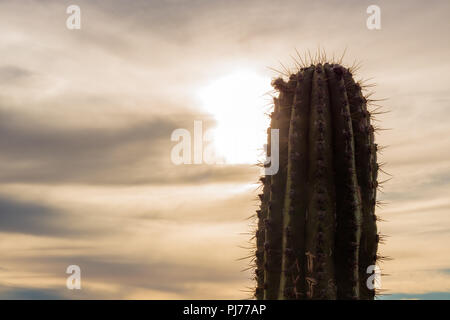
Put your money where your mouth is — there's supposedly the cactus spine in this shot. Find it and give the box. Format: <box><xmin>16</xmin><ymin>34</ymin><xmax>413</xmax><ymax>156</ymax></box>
<box><xmin>255</xmin><ymin>63</ymin><xmax>379</xmax><ymax>300</ymax></box>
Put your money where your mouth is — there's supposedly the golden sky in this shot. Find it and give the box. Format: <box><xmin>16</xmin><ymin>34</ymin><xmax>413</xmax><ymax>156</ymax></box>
<box><xmin>0</xmin><ymin>0</ymin><xmax>449</xmax><ymax>299</ymax></box>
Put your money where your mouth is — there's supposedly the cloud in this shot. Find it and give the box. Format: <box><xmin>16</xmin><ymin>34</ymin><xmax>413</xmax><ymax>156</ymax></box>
<box><xmin>0</xmin><ymin>226</ymin><xmax>253</xmax><ymax>299</ymax></box>
<box><xmin>0</xmin><ymin>195</ymin><xmax>75</xmax><ymax>236</ymax></box>
<box><xmin>0</xmin><ymin>194</ymin><xmax>119</xmax><ymax>237</ymax></box>
<box><xmin>20</xmin><ymin>254</ymin><xmax>239</xmax><ymax>294</ymax></box>
<box><xmin>0</xmin><ymin>66</ymin><xmax>34</xmax><ymax>83</ymax></box>
<box><xmin>0</xmin><ymin>108</ymin><xmax>259</xmax><ymax>185</ymax></box>
<box><xmin>0</xmin><ymin>285</ymin><xmax>65</xmax><ymax>300</ymax></box>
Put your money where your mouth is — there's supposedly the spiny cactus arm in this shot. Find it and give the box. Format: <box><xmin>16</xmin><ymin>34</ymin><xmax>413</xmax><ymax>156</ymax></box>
<box><xmin>255</xmin><ymin>112</ymin><xmax>277</xmax><ymax>300</ymax></box>
<box><xmin>304</xmin><ymin>64</ymin><xmax>337</xmax><ymax>299</ymax></box>
<box><xmin>325</xmin><ymin>63</ymin><xmax>362</xmax><ymax>299</ymax></box>
<box><xmin>255</xmin><ymin>61</ymin><xmax>381</xmax><ymax>300</ymax></box>
<box><xmin>343</xmin><ymin>71</ymin><xmax>379</xmax><ymax>300</ymax></box>
<box><xmin>255</xmin><ymin>175</ymin><xmax>270</xmax><ymax>300</ymax></box>
<box><xmin>264</xmin><ymin>78</ymin><xmax>295</xmax><ymax>299</ymax></box>
<box><xmin>278</xmin><ymin>67</ymin><xmax>314</xmax><ymax>300</ymax></box>
<box><xmin>263</xmin><ymin>97</ymin><xmax>282</xmax><ymax>300</ymax></box>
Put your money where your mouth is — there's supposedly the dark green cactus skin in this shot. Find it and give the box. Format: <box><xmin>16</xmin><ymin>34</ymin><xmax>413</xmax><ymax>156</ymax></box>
<box><xmin>255</xmin><ymin>63</ymin><xmax>379</xmax><ymax>300</ymax></box>
<box><xmin>343</xmin><ymin>71</ymin><xmax>379</xmax><ymax>300</ymax></box>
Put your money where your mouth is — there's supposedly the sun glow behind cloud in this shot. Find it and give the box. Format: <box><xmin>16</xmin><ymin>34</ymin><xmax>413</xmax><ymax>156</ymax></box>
<box><xmin>197</xmin><ymin>70</ymin><xmax>272</xmax><ymax>164</ymax></box>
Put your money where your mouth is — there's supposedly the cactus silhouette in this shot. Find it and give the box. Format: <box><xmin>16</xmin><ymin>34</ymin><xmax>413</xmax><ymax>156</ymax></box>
<box><xmin>255</xmin><ymin>62</ymin><xmax>380</xmax><ymax>300</ymax></box>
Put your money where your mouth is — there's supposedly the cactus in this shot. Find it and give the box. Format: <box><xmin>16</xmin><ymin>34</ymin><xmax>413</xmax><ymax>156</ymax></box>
<box><xmin>255</xmin><ymin>62</ymin><xmax>380</xmax><ymax>300</ymax></box>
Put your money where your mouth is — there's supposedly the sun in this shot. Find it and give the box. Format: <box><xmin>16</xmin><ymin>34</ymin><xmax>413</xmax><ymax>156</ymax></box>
<box><xmin>197</xmin><ymin>70</ymin><xmax>272</xmax><ymax>164</ymax></box>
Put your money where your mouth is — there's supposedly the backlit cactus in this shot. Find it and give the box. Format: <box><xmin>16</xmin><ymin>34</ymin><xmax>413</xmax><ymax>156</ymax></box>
<box><xmin>255</xmin><ymin>63</ymin><xmax>380</xmax><ymax>300</ymax></box>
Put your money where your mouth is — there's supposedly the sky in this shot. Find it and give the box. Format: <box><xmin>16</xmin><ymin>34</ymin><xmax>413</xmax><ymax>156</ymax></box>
<box><xmin>0</xmin><ymin>0</ymin><xmax>449</xmax><ymax>299</ymax></box>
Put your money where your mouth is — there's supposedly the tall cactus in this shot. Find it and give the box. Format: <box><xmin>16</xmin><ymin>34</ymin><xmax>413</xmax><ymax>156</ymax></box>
<box><xmin>255</xmin><ymin>63</ymin><xmax>380</xmax><ymax>300</ymax></box>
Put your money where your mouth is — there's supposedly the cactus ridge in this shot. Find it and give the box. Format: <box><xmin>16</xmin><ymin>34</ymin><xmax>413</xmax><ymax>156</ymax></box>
<box><xmin>255</xmin><ymin>62</ymin><xmax>381</xmax><ymax>300</ymax></box>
